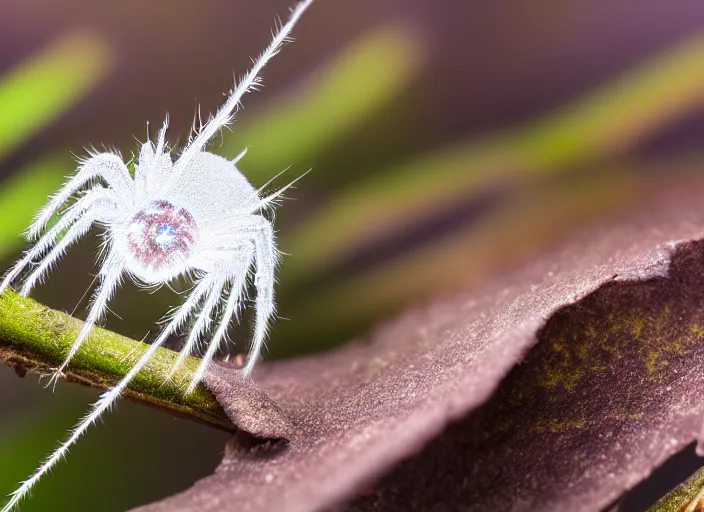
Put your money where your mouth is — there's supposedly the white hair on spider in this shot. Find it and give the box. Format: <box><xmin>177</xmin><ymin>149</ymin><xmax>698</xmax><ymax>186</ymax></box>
<box><xmin>0</xmin><ymin>0</ymin><xmax>314</xmax><ymax>509</ymax></box>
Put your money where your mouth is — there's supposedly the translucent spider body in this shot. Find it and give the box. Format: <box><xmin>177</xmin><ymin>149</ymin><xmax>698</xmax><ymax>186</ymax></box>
<box><xmin>0</xmin><ymin>1</ymin><xmax>314</xmax><ymax>509</ymax></box>
<box><xmin>5</xmin><ymin>144</ymin><xmax>278</xmax><ymax>384</ymax></box>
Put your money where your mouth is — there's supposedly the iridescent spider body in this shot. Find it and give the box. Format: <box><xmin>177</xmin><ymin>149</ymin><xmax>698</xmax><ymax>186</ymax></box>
<box><xmin>0</xmin><ymin>1</ymin><xmax>314</xmax><ymax>509</ymax></box>
<box><xmin>125</xmin><ymin>200</ymin><xmax>199</xmax><ymax>275</ymax></box>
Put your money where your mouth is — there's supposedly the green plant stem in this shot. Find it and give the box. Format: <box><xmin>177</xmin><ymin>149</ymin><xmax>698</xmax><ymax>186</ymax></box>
<box><xmin>0</xmin><ymin>291</ymin><xmax>235</xmax><ymax>432</ymax></box>
<box><xmin>648</xmin><ymin>464</ymin><xmax>704</xmax><ymax>512</ymax></box>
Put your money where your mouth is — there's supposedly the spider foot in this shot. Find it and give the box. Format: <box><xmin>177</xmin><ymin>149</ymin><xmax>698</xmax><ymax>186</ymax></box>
<box><xmin>185</xmin><ymin>378</ymin><xmax>199</xmax><ymax>396</ymax></box>
<box><xmin>0</xmin><ymin>280</ymin><xmax>13</xmax><ymax>295</ymax></box>
<box><xmin>40</xmin><ymin>369</ymin><xmax>64</xmax><ymax>392</ymax></box>
<box><xmin>159</xmin><ymin>366</ymin><xmax>180</xmax><ymax>390</ymax></box>
<box><xmin>165</xmin><ymin>360</ymin><xmax>183</xmax><ymax>382</ymax></box>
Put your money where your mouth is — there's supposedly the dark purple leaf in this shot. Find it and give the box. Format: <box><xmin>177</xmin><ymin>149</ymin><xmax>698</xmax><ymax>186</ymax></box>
<box><xmin>132</xmin><ymin>182</ymin><xmax>704</xmax><ymax>512</ymax></box>
<box><xmin>204</xmin><ymin>363</ymin><xmax>294</xmax><ymax>441</ymax></box>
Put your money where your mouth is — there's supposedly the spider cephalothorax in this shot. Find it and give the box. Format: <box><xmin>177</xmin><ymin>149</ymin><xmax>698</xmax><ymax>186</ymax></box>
<box><xmin>0</xmin><ymin>1</ymin><xmax>314</xmax><ymax>510</ymax></box>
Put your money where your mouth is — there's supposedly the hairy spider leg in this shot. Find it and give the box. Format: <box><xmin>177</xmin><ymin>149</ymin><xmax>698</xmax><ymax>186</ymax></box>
<box><xmin>225</xmin><ymin>167</ymin><xmax>311</xmax><ymax>223</ymax></box>
<box><xmin>167</xmin><ymin>245</ymin><xmax>254</xmax><ymax>380</ymax></box>
<box><xmin>245</xmin><ymin>216</ymin><xmax>278</xmax><ymax>377</ymax></box>
<box><xmin>188</xmin><ymin>246</ymin><xmax>255</xmax><ymax>392</ymax></box>
<box><xmin>231</xmin><ymin>147</ymin><xmax>248</xmax><ymax>165</ymax></box>
<box><xmin>183</xmin><ymin>216</ymin><xmax>275</xmax><ymax>384</ymax></box>
<box><xmin>167</xmin><ymin>244</ymin><xmax>254</xmax><ymax>382</ymax></box>
<box><xmin>166</xmin><ymin>276</ymin><xmax>228</xmax><ymax>379</ymax></box>
<box><xmin>172</xmin><ymin>0</ymin><xmax>315</xmax><ymax>181</ymax></box>
<box><xmin>0</xmin><ymin>275</ymin><xmax>218</xmax><ymax>512</ymax></box>
<box><xmin>20</xmin><ymin>196</ymin><xmax>121</xmax><ymax>295</ymax></box>
<box><xmin>46</xmin><ymin>249</ymin><xmax>126</xmax><ymax>388</ymax></box>
<box><xmin>21</xmin><ymin>215</ymin><xmax>100</xmax><ymax>296</ymax></box>
<box><xmin>0</xmin><ymin>188</ymin><xmax>119</xmax><ymax>294</ymax></box>
<box><xmin>171</xmin><ymin>182</ymin><xmax>299</xmax><ymax>380</ymax></box>
<box><xmin>28</xmin><ymin>154</ymin><xmax>133</xmax><ymax>240</ymax></box>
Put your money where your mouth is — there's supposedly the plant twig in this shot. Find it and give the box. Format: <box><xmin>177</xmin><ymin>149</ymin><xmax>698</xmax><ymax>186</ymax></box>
<box><xmin>648</xmin><ymin>464</ymin><xmax>704</xmax><ymax>512</ymax></box>
<box><xmin>0</xmin><ymin>290</ymin><xmax>235</xmax><ymax>432</ymax></box>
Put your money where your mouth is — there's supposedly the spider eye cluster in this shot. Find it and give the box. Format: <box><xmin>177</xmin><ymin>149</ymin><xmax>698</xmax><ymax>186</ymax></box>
<box><xmin>126</xmin><ymin>200</ymin><xmax>198</xmax><ymax>271</ymax></box>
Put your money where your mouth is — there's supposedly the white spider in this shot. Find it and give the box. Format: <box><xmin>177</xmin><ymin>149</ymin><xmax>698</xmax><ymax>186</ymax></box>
<box><xmin>0</xmin><ymin>1</ymin><xmax>314</xmax><ymax>510</ymax></box>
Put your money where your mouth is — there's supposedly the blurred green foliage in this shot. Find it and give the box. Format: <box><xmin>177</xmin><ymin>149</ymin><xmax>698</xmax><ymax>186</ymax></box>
<box><xmin>222</xmin><ymin>24</ymin><xmax>424</xmax><ymax>183</ymax></box>
<box><xmin>2</xmin><ymin>19</ymin><xmax>704</xmax><ymax>512</ymax></box>
<box><xmin>0</xmin><ymin>31</ymin><xmax>114</xmax><ymax>258</ymax></box>
<box><xmin>0</xmin><ymin>154</ymin><xmax>70</xmax><ymax>249</ymax></box>
<box><xmin>269</xmin><ymin>37</ymin><xmax>704</xmax><ymax>352</ymax></box>
<box><xmin>0</xmin><ymin>31</ymin><xmax>112</xmax><ymax>161</ymax></box>
<box><xmin>282</xmin><ymin>37</ymin><xmax>704</xmax><ymax>287</ymax></box>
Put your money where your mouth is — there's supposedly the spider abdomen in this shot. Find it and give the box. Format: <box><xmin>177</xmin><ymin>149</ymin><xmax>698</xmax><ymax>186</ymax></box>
<box><xmin>125</xmin><ymin>200</ymin><xmax>198</xmax><ymax>279</ymax></box>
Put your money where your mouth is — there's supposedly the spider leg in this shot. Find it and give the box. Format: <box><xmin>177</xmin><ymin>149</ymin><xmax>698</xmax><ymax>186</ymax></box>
<box><xmin>173</xmin><ymin>0</ymin><xmax>314</xmax><ymax>178</ymax></box>
<box><xmin>0</xmin><ymin>187</ymin><xmax>118</xmax><ymax>294</ymax></box>
<box><xmin>185</xmin><ymin>217</ymin><xmax>273</xmax><ymax>384</ymax></box>
<box><xmin>28</xmin><ymin>153</ymin><xmax>133</xmax><ymax>240</ymax></box>
<box><xmin>244</xmin><ymin>217</ymin><xmax>277</xmax><ymax>377</ymax></box>
<box><xmin>169</xmin><ymin>244</ymin><xmax>254</xmax><ymax>382</ymax></box>
<box><xmin>187</xmin><ymin>247</ymin><xmax>254</xmax><ymax>393</ymax></box>
<box><xmin>0</xmin><ymin>275</ymin><xmax>216</xmax><ymax>512</ymax></box>
<box><xmin>231</xmin><ymin>146</ymin><xmax>248</xmax><ymax>165</ymax></box>
<box><xmin>251</xmin><ymin>168</ymin><xmax>311</xmax><ymax>213</ymax></box>
<box><xmin>47</xmin><ymin>249</ymin><xmax>125</xmax><ymax>388</ymax></box>
<box><xmin>19</xmin><ymin>204</ymin><xmax>119</xmax><ymax>296</ymax></box>
<box><xmin>166</xmin><ymin>275</ymin><xmax>227</xmax><ymax>380</ymax></box>
<box><xmin>20</xmin><ymin>215</ymin><xmax>95</xmax><ymax>297</ymax></box>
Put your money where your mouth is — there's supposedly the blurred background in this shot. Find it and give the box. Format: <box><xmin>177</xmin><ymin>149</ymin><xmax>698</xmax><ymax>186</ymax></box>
<box><xmin>2</xmin><ymin>0</ymin><xmax>704</xmax><ymax>510</ymax></box>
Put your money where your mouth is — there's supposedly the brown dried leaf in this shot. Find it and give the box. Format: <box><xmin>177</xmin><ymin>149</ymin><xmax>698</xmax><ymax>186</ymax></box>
<box><xmin>133</xmin><ymin>181</ymin><xmax>704</xmax><ymax>512</ymax></box>
<box><xmin>205</xmin><ymin>364</ymin><xmax>294</xmax><ymax>441</ymax></box>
